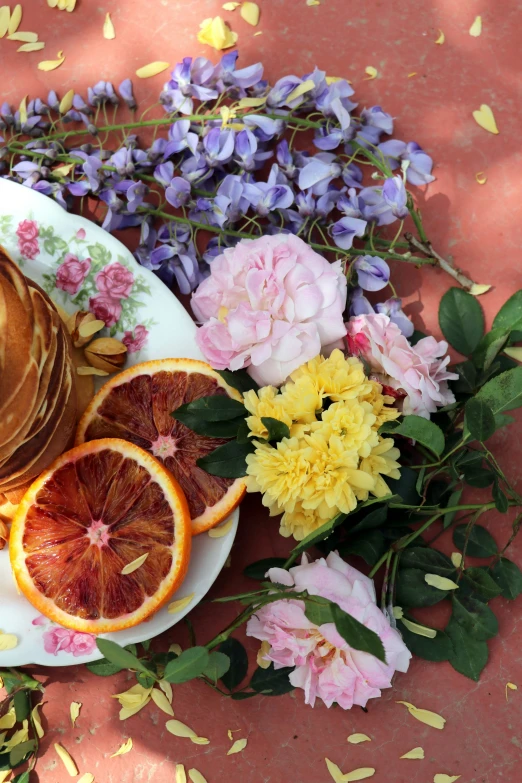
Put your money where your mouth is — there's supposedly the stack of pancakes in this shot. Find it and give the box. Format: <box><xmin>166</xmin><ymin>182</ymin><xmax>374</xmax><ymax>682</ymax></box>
<box><xmin>0</xmin><ymin>249</ymin><xmax>77</xmax><ymax>499</ymax></box>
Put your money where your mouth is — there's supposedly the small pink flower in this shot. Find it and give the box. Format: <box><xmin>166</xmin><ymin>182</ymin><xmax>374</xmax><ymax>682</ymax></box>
<box><xmin>56</xmin><ymin>254</ymin><xmax>91</xmax><ymax>295</ymax></box>
<box><xmin>16</xmin><ymin>219</ymin><xmax>40</xmax><ymax>260</ymax></box>
<box><xmin>43</xmin><ymin>627</ymin><xmax>96</xmax><ymax>656</ymax></box>
<box><xmin>89</xmin><ymin>293</ymin><xmax>122</xmax><ymax>327</ymax></box>
<box><xmin>31</xmin><ymin>614</ymin><xmax>47</xmax><ymax>627</ymax></box>
<box><xmin>76</xmin><ymin>228</ymin><xmax>86</xmax><ymax>240</ymax></box>
<box><xmin>69</xmin><ymin>632</ymin><xmax>97</xmax><ymax>657</ymax></box>
<box><xmin>95</xmin><ymin>262</ymin><xmax>134</xmax><ymax>300</ymax></box>
<box><xmin>122</xmin><ymin>324</ymin><xmax>149</xmax><ymax>354</ymax></box>
<box><xmin>246</xmin><ymin>552</ymin><xmax>411</xmax><ymax>710</ymax></box>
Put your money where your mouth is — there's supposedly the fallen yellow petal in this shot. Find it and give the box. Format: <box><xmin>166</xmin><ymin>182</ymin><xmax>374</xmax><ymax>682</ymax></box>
<box><xmin>55</xmin><ymin>743</ymin><xmax>79</xmax><ymax>776</ymax></box>
<box><xmin>227</xmin><ymin>738</ymin><xmax>247</xmax><ymax>755</ymax></box>
<box><xmin>240</xmin><ymin>1</ymin><xmax>259</xmax><ymax>25</ymax></box>
<box><xmin>48</xmin><ymin>0</ymin><xmax>59</xmax><ymax>6</ymax></box>
<box><xmin>119</xmin><ymin>698</ymin><xmax>151</xmax><ymax>721</ymax></box>
<box><xmin>425</xmin><ymin>573</ymin><xmax>459</xmax><ymax>591</ymax></box>
<box><xmin>38</xmin><ymin>51</ymin><xmax>66</xmax><ymax>71</ymax></box>
<box><xmin>112</xmin><ymin>683</ymin><xmax>151</xmax><ymax>708</ymax></box>
<box><xmin>175</xmin><ymin>766</ymin><xmax>187</xmax><ymax>783</ymax></box>
<box><xmin>223</xmin><ymin>1</ymin><xmax>240</xmax><ymax>8</ymax></box>
<box><xmin>188</xmin><ymin>770</ymin><xmax>207</xmax><ymax>783</ymax></box>
<box><xmin>325</xmin><ymin>758</ymin><xmax>345</xmax><ymax>783</ymax></box>
<box><xmin>191</xmin><ymin>736</ymin><xmax>210</xmax><ymax>745</ymax></box>
<box><xmin>256</xmin><ymin>640</ymin><xmax>271</xmax><ymax>669</ymax></box>
<box><xmin>121</xmin><ymin>552</ymin><xmax>149</xmax><ymax>575</ymax></box>
<box><xmin>0</xmin><ymin>707</ymin><xmax>16</xmax><ymax>730</ymax></box>
<box><xmin>435</xmin><ymin>29</ymin><xmax>445</xmax><ymax>44</ymax></box>
<box><xmin>70</xmin><ymin>701</ymin><xmax>82</xmax><ymax>727</ymax></box>
<box><xmin>506</xmin><ymin>681</ymin><xmax>518</xmax><ymax>701</ymax></box>
<box><xmin>472</xmin><ymin>104</ymin><xmax>499</xmax><ymax>134</ymax></box>
<box><xmin>78</xmin><ymin>775</ymin><xmax>94</xmax><ymax>783</ymax></box>
<box><xmin>18</xmin><ymin>41</ymin><xmax>46</xmax><ymax>51</ymax></box>
<box><xmin>159</xmin><ymin>679</ymin><xmax>173</xmax><ymax>704</ymax></box>
<box><xmin>400</xmin><ymin>747</ymin><xmax>425</xmax><ymax>759</ymax></box>
<box><xmin>253</xmin><ymin>30</ymin><xmax>262</xmax><ymax>36</ymax></box>
<box><xmin>8</xmin><ymin>4</ymin><xmax>22</xmax><ymax>35</ymax></box>
<box><xmin>344</xmin><ymin>771</ymin><xmax>375</xmax><ymax>782</ymax></box>
<box><xmin>469</xmin><ymin>283</ymin><xmax>491</xmax><ymax>296</ymax></box>
<box><xmin>396</xmin><ymin>701</ymin><xmax>446</xmax><ymax>730</ymax></box>
<box><xmin>0</xmin><ymin>6</ymin><xmax>10</xmax><ymax>38</ymax></box>
<box><xmin>136</xmin><ymin>61</ymin><xmax>170</xmax><ymax>78</ymax></box>
<box><xmin>434</xmin><ymin>776</ymin><xmax>461</xmax><ymax>783</ymax></box>
<box><xmin>103</xmin><ymin>12</ymin><xmax>115</xmax><ymax>40</ymax></box>
<box><xmin>347</xmin><ymin>733</ymin><xmax>371</xmax><ymax>744</ymax></box>
<box><xmin>166</xmin><ymin>719</ymin><xmax>197</xmax><ymax>739</ymax></box>
<box><xmin>7</xmin><ymin>31</ymin><xmax>38</xmax><ymax>42</ymax></box>
<box><xmin>66</xmin><ymin>0</ymin><xmax>76</xmax><ymax>10</ymax></box>
<box><xmin>197</xmin><ymin>16</ymin><xmax>238</xmax><ymax>50</ymax></box>
<box><xmin>31</xmin><ymin>703</ymin><xmax>45</xmax><ymax>739</ymax></box>
<box><xmin>168</xmin><ymin>643</ymin><xmax>183</xmax><ymax>655</ymax></box>
<box><xmin>151</xmin><ymin>688</ymin><xmax>174</xmax><ymax>716</ymax></box>
<box><xmin>475</xmin><ymin>171</ymin><xmax>487</xmax><ymax>185</ymax></box>
<box><xmin>408</xmin><ymin>72</ymin><xmax>417</xmax><ymax>78</ymax></box>
<box><xmin>392</xmin><ymin>606</ymin><xmax>403</xmax><ymax>619</ymax></box>
<box><xmin>59</xmin><ymin>89</ymin><xmax>75</xmax><ymax>114</ymax></box>
<box><xmin>451</xmin><ymin>552</ymin><xmax>463</xmax><ymax>567</ymax></box>
<box><xmin>0</xmin><ymin>773</ymin><xmax>11</xmax><ymax>783</ymax></box>
<box><xmin>110</xmin><ymin>738</ymin><xmax>133</xmax><ymax>757</ymax></box>
<box><xmin>364</xmin><ymin>66</ymin><xmax>378</xmax><ymax>80</ymax></box>
<box><xmin>503</xmin><ymin>347</ymin><xmax>522</xmax><ymax>362</ymax></box>
<box><xmin>286</xmin><ymin>78</ymin><xmax>316</xmax><ymax>104</ymax></box>
<box><xmin>53</xmin><ymin>163</ymin><xmax>74</xmax><ymax>177</ymax></box>
<box><xmin>0</xmin><ymin>633</ymin><xmax>18</xmax><ymax>650</ymax></box>
<box><xmin>469</xmin><ymin>16</ymin><xmax>482</xmax><ymax>37</ymax></box>
<box><xmin>3</xmin><ymin>724</ymin><xmax>29</xmax><ymax>751</ymax></box>
<box><xmin>208</xmin><ymin>517</ymin><xmax>234</xmax><ymax>538</ymax></box>
<box><xmin>307</xmin><ymin>0</ymin><xmax>321</xmax><ymax>5</ymax></box>
<box><xmin>168</xmin><ymin>593</ymin><xmax>195</xmax><ymax>613</ymax></box>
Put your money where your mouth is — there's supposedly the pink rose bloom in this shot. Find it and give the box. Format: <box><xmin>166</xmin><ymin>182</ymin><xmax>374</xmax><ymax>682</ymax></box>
<box><xmin>16</xmin><ymin>219</ymin><xmax>40</xmax><ymax>259</ymax></box>
<box><xmin>96</xmin><ymin>262</ymin><xmax>134</xmax><ymax>300</ymax></box>
<box><xmin>191</xmin><ymin>234</ymin><xmax>347</xmax><ymax>387</ymax></box>
<box><xmin>122</xmin><ymin>324</ymin><xmax>149</xmax><ymax>353</ymax></box>
<box><xmin>43</xmin><ymin>627</ymin><xmax>96</xmax><ymax>656</ymax></box>
<box><xmin>89</xmin><ymin>292</ymin><xmax>122</xmax><ymax>327</ymax></box>
<box><xmin>56</xmin><ymin>254</ymin><xmax>91</xmax><ymax>295</ymax></box>
<box><xmin>346</xmin><ymin>313</ymin><xmax>458</xmax><ymax>418</ymax></box>
<box><xmin>247</xmin><ymin>552</ymin><xmax>411</xmax><ymax>709</ymax></box>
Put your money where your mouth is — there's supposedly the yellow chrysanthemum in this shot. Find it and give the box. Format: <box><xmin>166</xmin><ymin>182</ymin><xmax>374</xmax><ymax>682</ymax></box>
<box><xmin>359</xmin><ymin>437</ymin><xmax>401</xmax><ymax>497</ymax></box>
<box><xmin>243</xmin><ymin>386</ymin><xmax>293</xmax><ymax>439</ymax></box>
<box><xmin>359</xmin><ymin>380</ymin><xmax>400</xmax><ymax>429</ymax></box>
<box><xmin>279</xmin><ymin>375</ymin><xmax>322</xmax><ymax>423</ymax></box>
<box><xmin>278</xmin><ymin>500</ymin><xmax>326</xmax><ymax>541</ymax></box>
<box><xmin>245</xmin><ymin>437</ymin><xmax>312</xmax><ymax>512</ymax></box>
<box><xmin>310</xmin><ymin>399</ymin><xmax>378</xmax><ymax>457</ymax></box>
<box><xmin>287</xmin><ymin>349</ymin><xmax>373</xmax><ymax>402</ymax></box>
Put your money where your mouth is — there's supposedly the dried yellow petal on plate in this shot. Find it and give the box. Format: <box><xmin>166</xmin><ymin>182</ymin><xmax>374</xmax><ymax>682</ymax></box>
<box><xmin>223</xmin><ymin>2</ymin><xmax>240</xmax><ymax>8</ymax></box>
<box><xmin>38</xmin><ymin>51</ymin><xmax>66</xmax><ymax>71</ymax></box>
<box><xmin>168</xmin><ymin>593</ymin><xmax>194</xmax><ymax>613</ymax></box>
<box><xmin>121</xmin><ymin>552</ymin><xmax>149</xmax><ymax>574</ymax></box>
<box><xmin>325</xmin><ymin>758</ymin><xmax>345</xmax><ymax>783</ymax></box>
<box><xmin>347</xmin><ymin>733</ymin><xmax>371</xmax><ymax>744</ymax></box>
<box><xmin>240</xmin><ymin>2</ymin><xmax>260</xmax><ymax>26</ymax></box>
<box><xmin>136</xmin><ymin>61</ymin><xmax>170</xmax><ymax>78</ymax></box>
<box><xmin>475</xmin><ymin>172</ymin><xmax>487</xmax><ymax>185</ymax></box>
<box><xmin>344</xmin><ymin>770</ymin><xmax>375</xmax><ymax>782</ymax></box>
<box><xmin>469</xmin><ymin>16</ymin><xmax>482</xmax><ymax>37</ymax></box>
<box><xmin>8</xmin><ymin>31</ymin><xmax>39</xmax><ymax>42</ymax></box>
<box><xmin>396</xmin><ymin>701</ymin><xmax>446</xmax><ymax>729</ymax></box>
<box><xmin>451</xmin><ymin>552</ymin><xmax>463</xmax><ymax>567</ymax></box>
<box><xmin>55</xmin><ymin>743</ymin><xmax>79</xmax><ymax>776</ymax></box>
<box><xmin>151</xmin><ymin>688</ymin><xmax>174</xmax><ymax>716</ymax></box>
<box><xmin>400</xmin><ymin>747</ymin><xmax>424</xmax><ymax>759</ymax></box>
<box><xmin>208</xmin><ymin>517</ymin><xmax>234</xmax><ymax>537</ymax></box>
<box><xmin>0</xmin><ymin>633</ymin><xmax>18</xmax><ymax>650</ymax></box>
<box><xmin>110</xmin><ymin>738</ymin><xmax>133</xmax><ymax>757</ymax></box>
<box><xmin>18</xmin><ymin>41</ymin><xmax>46</xmax><ymax>51</ymax></box>
<box><xmin>59</xmin><ymin>89</ymin><xmax>75</xmax><ymax>114</ymax></box>
<box><xmin>70</xmin><ymin>701</ymin><xmax>82</xmax><ymax>727</ymax></box>
<box><xmin>159</xmin><ymin>679</ymin><xmax>173</xmax><ymax>703</ymax></box>
<box><xmin>8</xmin><ymin>4</ymin><xmax>22</xmax><ymax>35</ymax></box>
<box><xmin>0</xmin><ymin>6</ymin><xmax>10</xmax><ymax>38</ymax></box>
<box><xmin>175</xmin><ymin>766</ymin><xmax>187</xmax><ymax>783</ymax></box>
<box><xmin>32</xmin><ymin>703</ymin><xmax>45</xmax><ymax>738</ymax></box>
<box><xmin>166</xmin><ymin>719</ymin><xmax>197</xmax><ymax>738</ymax></box>
<box><xmin>434</xmin><ymin>776</ymin><xmax>461</xmax><ymax>783</ymax></box>
<box><xmin>188</xmin><ymin>770</ymin><xmax>207</xmax><ymax>783</ymax></box>
<box><xmin>425</xmin><ymin>573</ymin><xmax>459</xmax><ymax>591</ymax></box>
<box><xmin>472</xmin><ymin>104</ymin><xmax>499</xmax><ymax>134</ymax></box>
<box><xmin>78</xmin><ymin>775</ymin><xmax>95</xmax><ymax>783</ymax></box>
<box><xmin>435</xmin><ymin>29</ymin><xmax>445</xmax><ymax>44</ymax></box>
<box><xmin>198</xmin><ymin>16</ymin><xmax>238</xmax><ymax>50</ymax></box>
<box><xmin>103</xmin><ymin>13</ymin><xmax>115</xmax><ymax>39</ymax></box>
<box><xmin>227</xmin><ymin>738</ymin><xmax>247</xmax><ymax>755</ymax></box>
<box><xmin>364</xmin><ymin>66</ymin><xmax>378</xmax><ymax>80</ymax></box>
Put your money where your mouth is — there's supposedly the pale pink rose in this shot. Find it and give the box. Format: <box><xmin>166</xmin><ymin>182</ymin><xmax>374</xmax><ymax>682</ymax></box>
<box><xmin>246</xmin><ymin>552</ymin><xmax>411</xmax><ymax>710</ymax></box>
<box><xmin>43</xmin><ymin>627</ymin><xmax>96</xmax><ymax>656</ymax></box>
<box><xmin>89</xmin><ymin>292</ymin><xmax>122</xmax><ymax>327</ymax></box>
<box><xmin>56</xmin><ymin>254</ymin><xmax>91</xmax><ymax>295</ymax></box>
<box><xmin>191</xmin><ymin>234</ymin><xmax>347</xmax><ymax>386</ymax></box>
<box><xmin>16</xmin><ymin>219</ymin><xmax>40</xmax><ymax>259</ymax></box>
<box><xmin>95</xmin><ymin>262</ymin><xmax>134</xmax><ymax>300</ymax></box>
<box><xmin>122</xmin><ymin>324</ymin><xmax>149</xmax><ymax>354</ymax></box>
<box><xmin>346</xmin><ymin>313</ymin><xmax>458</xmax><ymax>418</ymax></box>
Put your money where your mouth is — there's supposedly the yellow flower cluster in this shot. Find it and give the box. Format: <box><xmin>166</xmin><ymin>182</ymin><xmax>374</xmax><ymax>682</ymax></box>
<box><xmin>244</xmin><ymin>350</ymin><xmax>401</xmax><ymax>541</ymax></box>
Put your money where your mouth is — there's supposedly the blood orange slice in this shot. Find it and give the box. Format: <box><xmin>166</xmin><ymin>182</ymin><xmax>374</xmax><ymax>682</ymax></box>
<box><xmin>75</xmin><ymin>359</ymin><xmax>246</xmax><ymax>535</ymax></box>
<box><xmin>9</xmin><ymin>438</ymin><xmax>191</xmax><ymax>634</ymax></box>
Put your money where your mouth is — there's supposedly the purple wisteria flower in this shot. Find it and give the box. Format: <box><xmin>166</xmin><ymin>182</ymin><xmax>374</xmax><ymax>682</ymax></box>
<box><xmin>349</xmin><ymin>286</ymin><xmax>375</xmax><ymax>316</ymax></box>
<box><xmin>243</xmin><ymin>164</ymin><xmax>294</xmax><ymax>216</ymax></box>
<box><xmin>382</xmin><ymin>175</ymin><xmax>409</xmax><ymax>218</ymax></box>
<box><xmin>353</xmin><ymin>256</ymin><xmax>390</xmax><ymax>292</ymax></box>
<box><xmin>166</xmin><ymin>177</ymin><xmax>191</xmax><ymax>208</ymax></box>
<box><xmin>330</xmin><ymin>216</ymin><xmax>367</xmax><ymax>250</ymax></box>
<box><xmin>298</xmin><ymin>153</ymin><xmax>342</xmax><ymax>196</ymax></box>
<box><xmin>376</xmin><ymin>297</ymin><xmax>414</xmax><ymax>337</ymax></box>
<box><xmin>378</xmin><ymin>140</ymin><xmax>435</xmax><ymax>185</ymax></box>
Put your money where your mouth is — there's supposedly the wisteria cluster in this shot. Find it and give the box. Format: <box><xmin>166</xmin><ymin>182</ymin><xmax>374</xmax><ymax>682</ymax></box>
<box><xmin>0</xmin><ymin>52</ymin><xmax>441</xmax><ymax>317</ymax></box>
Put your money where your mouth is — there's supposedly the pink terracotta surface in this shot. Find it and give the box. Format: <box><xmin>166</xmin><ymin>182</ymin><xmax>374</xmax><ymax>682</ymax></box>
<box><xmin>2</xmin><ymin>1</ymin><xmax>522</xmax><ymax>781</ymax></box>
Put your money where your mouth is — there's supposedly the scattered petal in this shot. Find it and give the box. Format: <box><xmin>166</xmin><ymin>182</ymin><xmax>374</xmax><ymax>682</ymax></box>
<box><xmin>197</xmin><ymin>16</ymin><xmax>238</xmax><ymax>50</ymax></box>
<box><xmin>344</xmin><ymin>770</ymin><xmax>375</xmax><ymax>782</ymax></box>
<box><xmin>150</xmin><ymin>688</ymin><xmax>174</xmax><ymax>716</ymax></box>
<box><xmin>19</xmin><ymin>95</ymin><xmax>27</xmax><ymax>125</ymax></box>
<box><xmin>307</xmin><ymin>0</ymin><xmax>321</xmax><ymax>5</ymax></box>
<box><xmin>121</xmin><ymin>552</ymin><xmax>149</xmax><ymax>575</ymax></box>
<box><xmin>240</xmin><ymin>1</ymin><xmax>259</xmax><ymax>25</ymax></box>
<box><xmin>469</xmin><ymin>16</ymin><xmax>482</xmax><ymax>37</ymax></box>
<box><xmin>0</xmin><ymin>633</ymin><xmax>18</xmax><ymax>650</ymax></box>
<box><xmin>191</xmin><ymin>737</ymin><xmax>210</xmax><ymax>745</ymax></box>
<box><xmin>407</xmin><ymin>72</ymin><xmax>417</xmax><ymax>78</ymax></box>
<box><xmin>286</xmin><ymin>78</ymin><xmax>316</xmax><ymax>103</ymax></box>
<box><xmin>18</xmin><ymin>41</ymin><xmax>46</xmax><ymax>51</ymax></box>
<box><xmin>78</xmin><ymin>775</ymin><xmax>95</xmax><ymax>783</ymax></box>
<box><xmin>400</xmin><ymin>747</ymin><xmax>425</xmax><ymax>760</ymax></box>
<box><xmin>38</xmin><ymin>50</ymin><xmax>66</xmax><ymax>71</ymax></box>
<box><xmin>70</xmin><ymin>701</ymin><xmax>82</xmax><ymax>727</ymax></box>
<box><xmin>168</xmin><ymin>593</ymin><xmax>195</xmax><ymax>614</ymax></box>
<box><xmin>113</xmin><ymin>684</ymin><xmax>152</xmax><ymax>709</ymax></box>
<box><xmin>208</xmin><ymin>517</ymin><xmax>234</xmax><ymax>538</ymax></box>
<box><xmin>469</xmin><ymin>283</ymin><xmax>491</xmax><ymax>296</ymax></box>
<box><xmin>435</xmin><ymin>29</ymin><xmax>445</xmax><ymax>44</ymax></box>
<box><xmin>8</xmin><ymin>4</ymin><xmax>22</xmax><ymax>35</ymax></box>
<box><xmin>392</xmin><ymin>606</ymin><xmax>403</xmax><ymax>619</ymax></box>
<box><xmin>227</xmin><ymin>738</ymin><xmax>247</xmax><ymax>755</ymax></box>
<box><xmin>0</xmin><ymin>6</ymin><xmax>9</xmax><ymax>38</ymax></box>
<box><xmin>66</xmin><ymin>0</ymin><xmax>76</xmax><ymax>10</ymax></box>
<box><xmin>32</xmin><ymin>703</ymin><xmax>45</xmax><ymax>738</ymax></box>
<box><xmin>188</xmin><ymin>771</ymin><xmax>207</xmax><ymax>783</ymax></box>
<box><xmin>54</xmin><ymin>743</ymin><xmax>79</xmax><ymax>776</ymax></box>
<box><xmin>425</xmin><ymin>573</ymin><xmax>459</xmax><ymax>591</ymax></box>
<box><xmin>434</xmin><ymin>776</ymin><xmax>461</xmax><ymax>783</ymax></box>
<box><xmin>7</xmin><ymin>31</ymin><xmax>39</xmax><ymax>42</ymax></box>
<box><xmin>136</xmin><ymin>61</ymin><xmax>170</xmax><ymax>78</ymax></box>
<box><xmin>110</xmin><ymin>738</ymin><xmax>133</xmax><ymax>757</ymax></box>
<box><xmin>504</xmin><ymin>347</ymin><xmax>522</xmax><ymax>362</ymax></box>
<box><xmin>364</xmin><ymin>66</ymin><xmax>378</xmax><ymax>80</ymax></box>
<box><xmin>325</xmin><ymin>758</ymin><xmax>345</xmax><ymax>783</ymax></box>
<box><xmin>223</xmin><ymin>1</ymin><xmax>240</xmax><ymax>8</ymax></box>
<box><xmin>168</xmin><ymin>643</ymin><xmax>183</xmax><ymax>655</ymax></box>
<box><xmin>256</xmin><ymin>640</ymin><xmax>271</xmax><ymax>669</ymax></box>
<box><xmin>0</xmin><ymin>707</ymin><xmax>16</xmax><ymax>729</ymax></box>
<box><xmin>175</xmin><ymin>766</ymin><xmax>187</xmax><ymax>783</ymax></box>
<box><xmin>451</xmin><ymin>552</ymin><xmax>463</xmax><ymax>568</ymax></box>
<box><xmin>347</xmin><ymin>734</ymin><xmax>371</xmax><ymax>744</ymax></box>
<box><xmin>119</xmin><ymin>698</ymin><xmax>151</xmax><ymax>721</ymax></box>
<box><xmin>166</xmin><ymin>720</ymin><xmax>197</xmax><ymax>739</ymax></box>
<box><xmin>475</xmin><ymin>172</ymin><xmax>487</xmax><ymax>185</ymax></box>
<box><xmin>506</xmin><ymin>682</ymin><xmax>518</xmax><ymax>701</ymax></box>
<box><xmin>472</xmin><ymin>104</ymin><xmax>499</xmax><ymax>134</ymax></box>
<box><xmin>59</xmin><ymin>89</ymin><xmax>75</xmax><ymax>113</ymax></box>
<box><xmin>396</xmin><ymin>701</ymin><xmax>446</xmax><ymax>730</ymax></box>
<box><xmin>103</xmin><ymin>12</ymin><xmax>115</xmax><ymax>39</ymax></box>
<box><xmin>77</xmin><ymin>366</ymin><xmax>109</xmax><ymax>376</ymax></box>
<box><xmin>159</xmin><ymin>679</ymin><xmax>173</xmax><ymax>704</ymax></box>
<box><xmin>253</xmin><ymin>30</ymin><xmax>262</xmax><ymax>35</ymax></box>
<box><xmin>236</xmin><ymin>96</ymin><xmax>267</xmax><ymax>109</ymax></box>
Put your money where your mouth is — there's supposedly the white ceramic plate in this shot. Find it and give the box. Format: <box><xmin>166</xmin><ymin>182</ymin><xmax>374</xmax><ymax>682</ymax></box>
<box><xmin>0</xmin><ymin>178</ymin><xmax>238</xmax><ymax>667</ymax></box>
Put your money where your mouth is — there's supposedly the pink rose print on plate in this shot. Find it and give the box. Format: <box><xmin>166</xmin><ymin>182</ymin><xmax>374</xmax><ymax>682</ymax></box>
<box><xmin>89</xmin><ymin>292</ymin><xmax>122</xmax><ymax>327</ymax></box>
<box><xmin>95</xmin><ymin>262</ymin><xmax>134</xmax><ymax>300</ymax></box>
<box><xmin>56</xmin><ymin>254</ymin><xmax>92</xmax><ymax>295</ymax></box>
<box><xmin>43</xmin><ymin>627</ymin><xmax>97</xmax><ymax>657</ymax></box>
<box><xmin>16</xmin><ymin>219</ymin><xmax>40</xmax><ymax>260</ymax></box>
<box><xmin>122</xmin><ymin>324</ymin><xmax>149</xmax><ymax>354</ymax></box>
<box><xmin>76</xmin><ymin>228</ymin><xmax>86</xmax><ymax>240</ymax></box>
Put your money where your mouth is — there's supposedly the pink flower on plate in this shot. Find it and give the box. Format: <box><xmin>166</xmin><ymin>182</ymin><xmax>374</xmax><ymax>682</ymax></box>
<box><xmin>246</xmin><ymin>552</ymin><xmax>411</xmax><ymax>710</ymax></box>
<box><xmin>31</xmin><ymin>614</ymin><xmax>47</xmax><ymax>627</ymax></box>
<box><xmin>43</xmin><ymin>627</ymin><xmax>96</xmax><ymax>657</ymax></box>
<box><xmin>76</xmin><ymin>228</ymin><xmax>86</xmax><ymax>240</ymax></box>
<box><xmin>95</xmin><ymin>261</ymin><xmax>134</xmax><ymax>300</ymax></box>
<box><xmin>191</xmin><ymin>234</ymin><xmax>347</xmax><ymax>387</ymax></box>
<box><xmin>16</xmin><ymin>219</ymin><xmax>40</xmax><ymax>260</ymax></box>
<box><xmin>56</xmin><ymin>254</ymin><xmax>91</xmax><ymax>295</ymax></box>
<box><xmin>346</xmin><ymin>313</ymin><xmax>458</xmax><ymax>418</ymax></box>
<box><xmin>122</xmin><ymin>324</ymin><xmax>149</xmax><ymax>354</ymax></box>
<box><xmin>89</xmin><ymin>293</ymin><xmax>122</xmax><ymax>327</ymax></box>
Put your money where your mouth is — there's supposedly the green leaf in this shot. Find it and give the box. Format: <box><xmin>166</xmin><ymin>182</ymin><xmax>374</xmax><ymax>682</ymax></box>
<box><xmin>164</xmin><ymin>647</ymin><xmax>210</xmax><ymax>683</ymax></box>
<box><xmin>9</xmin><ymin>741</ymin><xmax>36</xmax><ymax>769</ymax></box>
<box><xmin>399</xmin><ymin>547</ymin><xmax>456</xmax><ymax>577</ymax></box>
<box><xmin>396</xmin><ymin>568</ymin><xmax>448</xmax><ymax>607</ymax></box>
<box><xmin>96</xmin><ymin>639</ymin><xmax>154</xmax><ymax>675</ymax></box>
<box><xmin>462</xmin><ymin>466</ymin><xmax>495</xmax><ymax>488</ymax></box>
<box><xmin>397</xmin><ymin>622</ymin><xmax>452</xmax><ymax>662</ymax></box>
<box><xmin>350</xmin><ymin>504</ymin><xmax>388</xmax><ymax>533</ymax></box>
<box><xmin>453</xmin><ymin>524</ymin><xmax>498</xmax><ymax>557</ymax></box>
<box><xmin>236</xmin><ymin>419</ymin><xmax>251</xmax><ymax>444</ymax></box>
<box><xmin>461</xmin><ymin>567</ymin><xmax>502</xmax><ymax>601</ymax></box>
<box><xmin>446</xmin><ymin>614</ymin><xmax>489</xmax><ymax>681</ymax></box>
<box><xmin>451</xmin><ymin>595</ymin><xmax>498</xmax><ymax>641</ymax></box>
<box><xmin>332</xmin><ymin>605</ymin><xmax>386</xmax><ymax>662</ymax></box>
<box><xmin>443</xmin><ymin>489</ymin><xmax>463</xmax><ymax>529</ymax></box>
<box><xmin>492</xmin><ymin>481</ymin><xmax>509</xmax><ymax>513</ymax></box>
<box><xmin>12</xmin><ymin>772</ymin><xmax>30</xmax><ymax>783</ymax></box>
<box><xmin>86</xmin><ymin>657</ymin><xmax>124</xmax><ymax>676</ymax></box>
<box><xmin>453</xmin><ymin>360</ymin><xmax>477</xmax><ymax>394</ymax></box>
<box><xmin>491</xmin><ymin>557</ymin><xmax>522</xmax><ymax>599</ymax></box>
<box><xmin>341</xmin><ymin>530</ymin><xmax>386</xmax><ymax>566</ymax></box>
<box><xmin>88</xmin><ymin>242</ymin><xmax>111</xmax><ymax>264</ymax></box>
<box><xmin>230</xmin><ymin>691</ymin><xmax>257</xmax><ymax>700</ymax></box>
<box><xmin>260</xmin><ymin>417</ymin><xmax>290</xmax><ymax>442</ymax></box>
<box><xmin>304</xmin><ymin>596</ymin><xmax>335</xmax><ymax>626</ymax></box>
<box><xmin>197</xmin><ymin>440</ymin><xmax>255</xmax><ymax>478</ymax></box>
<box><xmin>13</xmin><ymin>691</ymin><xmax>30</xmax><ymax>723</ymax></box>
<box><xmin>380</xmin><ymin>415</ymin><xmax>445</xmax><ymax>457</ymax></box>
<box><xmin>217</xmin><ymin>368</ymin><xmax>259</xmax><ymax>393</ymax></box>
<box><xmin>244</xmin><ymin>558</ymin><xmax>287</xmax><ymax>580</ymax></box>
<box><xmin>174</xmin><ymin>396</ymin><xmax>246</xmax><ymax>422</ymax></box>
<box><xmin>492</xmin><ymin>290</ymin><xmax>522</xmax><ymax>332</ymax></box>
<box><xmin>172</xmin><ymin>409</ymin><xmax>245</xmax><ymax>438</ymax></box>
<box><xmin>439</xmin><ymin>288</ymin><xmax>484</xmax><ymax>355</ymax></box>
<box><xmin>136</xmin><ymin>671</ymin><xmax>156</xmax><ymax>689</ymax></box>
<box><xmin>474</xmin><ymin>366</ymin><xmax>522</xmax><ymax>414</ymax></box>
<box><xmin>250</xmin><ymin>664</ymin><xmax>295</xmax><ymax>695</ymax></box>
<box><xmin>472</xmin><ymin>328</ymin><xmax>510</xmax><ymax>371</ymax></box>
<box><xmin>203</xmin><ymin>651</ymin><xmax>230</xmax><ymax>682</ymax></box>
<box><xmin>464</xmin><ymin>398</ymin><xmax>496</xmax><ymax>441</ymax></box>
<box><xmin>219</xmin><ymin>638</ymin><xmax>249</xmax><ymax>691</ymax></box>
<box><xmin>386</xmin><ymin>467</ymin><xmax>421</xmax><ymax>505</ymax></box>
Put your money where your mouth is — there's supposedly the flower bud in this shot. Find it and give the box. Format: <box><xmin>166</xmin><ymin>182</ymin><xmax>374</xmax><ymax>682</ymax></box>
<box><xmin>66</xmin><ymin>310</ymin><xmax>105</xmax><ymax>348</ymax></box>
<box><xmin>84</xmin><ymin>337</ymin><xmax>127</xmax><ymax>373</ymax></box>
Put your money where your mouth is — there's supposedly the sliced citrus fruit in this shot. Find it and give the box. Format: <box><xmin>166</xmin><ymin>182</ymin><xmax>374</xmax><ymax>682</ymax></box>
<box><xmin>9</xmin><ymin>438</ymin><xmax>191</xmax><ymax>634</ymax></box>
<box><xmin>75</xmin><ymin>359</ymin><xmax>246</xmax><ymax>535</ymax></box>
